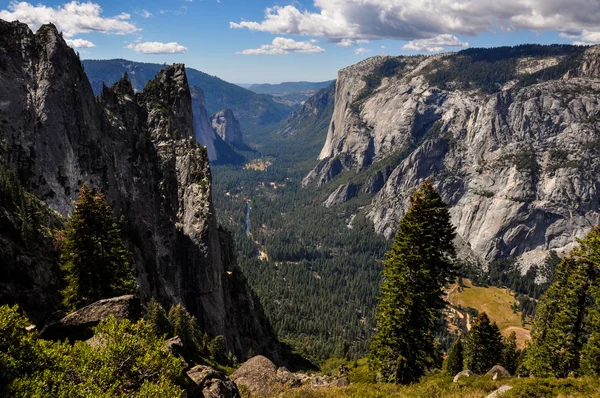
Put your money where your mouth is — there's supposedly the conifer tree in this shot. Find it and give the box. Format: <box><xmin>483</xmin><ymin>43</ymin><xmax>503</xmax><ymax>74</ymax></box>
<box><xmin>446</xmin><ymin>338</ymin><xmax>464</xmax><ymax>376</ymax></box>
<box><xmin>369</xmin><ymin>180</ymin><xmax>456</xmax><ymax>384</ymax></box>
<box><xmin>60</xmin><ymin>185</ymin><xmax>137</xmax><ymax>310</ymax></box>
<box><xmin>523</xmin><ymin>256</ymin><xmax>593</xmax><ymax>377</ymax></box>
<box><xmin>501</xmin><ymin>331</ymin><xmax>519</xmax><ymax>375</ymax></box>
<box><xmin>145</xmin><ymin>298</ymin><xmax>171</xmax><ymax>337</ymax></box>
<box><xmin>464</xmin><ymin>313</ymin><xmax>503</xmax><ymax>374</ymax></box>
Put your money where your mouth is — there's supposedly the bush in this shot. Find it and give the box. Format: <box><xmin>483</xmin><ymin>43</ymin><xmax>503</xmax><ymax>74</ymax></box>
<box><xmin>0</xmin><ymin>305</ymin><xmax>185</xmax><ymax>397</ymax></box>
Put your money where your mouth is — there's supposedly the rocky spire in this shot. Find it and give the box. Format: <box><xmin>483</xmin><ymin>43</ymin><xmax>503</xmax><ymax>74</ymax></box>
<box><xmin>211</xmin><ymin>108</ymin><xmax>243</xmax><ymax>145</ymax></box>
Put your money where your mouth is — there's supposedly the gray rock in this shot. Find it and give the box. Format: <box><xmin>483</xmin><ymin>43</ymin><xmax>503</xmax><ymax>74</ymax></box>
<box><xmin>231</xmin><ymin>356</ymin><xmax>280</xmax><ymax>396</ymax></box>
<box><xmin>186</xmin><ymin>365</ymin><xmax>240</xmax><ymax>398</ymax></box>
<box><xmin>324</xmin><ymin>184</ymin><xmax>359</xmax><ymax>207</ymax></box>
<box><xmin>486</xmin><ymin>365</ymin><xmax>511</xmax><ymax>378</ymax></box>
<box><xmin>191</xmin><ymin>86</ymin><xmax>221</xmax><ymax>161</ymax></box>
<box><xmin>306</xmin><ymin>47</ymin><xmax>600</xmax><ymax>265</ymax></box>
<box><xmin>486</xmin><ymin>385</ymin><xmax>513</xmax><ymax>398</ymax></box>
<box><xmin>211</xmin><ymin>109</ymin><xmax>243</xmax><ymax>145</ymax></box>
<box><xmin>41</xmin><ymin>295</ymin><xmax>140</xmax><ymax>341</ymax></box>
<box><xmin>453</xmin><ymin>369</ymin><xmax>474</xmax><ymax>383</ymax></box>
<box><xmin>330</xmin><ymin>377</ymin><xmax>350</xmax><ymax>387</ymax></box>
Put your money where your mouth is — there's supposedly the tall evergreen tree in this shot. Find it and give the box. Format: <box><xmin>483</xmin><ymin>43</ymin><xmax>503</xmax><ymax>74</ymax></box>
<box><xmin>523</xmin><ymin>257</ymin><xmax>593</xmax><ymax>377</ymax></box>
<box><xmin>501</xmin><ymin>331</ymin><xmax>519</xmax><ymax>375</ymax></box>
<box><xmin>446</xmin><ymin>338</ymin><xmax>464</xmax><ymax>376</ymax></box>
<box><xmin>60</xmin><ymin>185</ymin><xmax>137</xmax><ymax>310</ymax></box>
<box><xmin>369</xmin><ymin>180</ymin><xmax>456</xmax><ymax>384</ymax></box>
<box><xmin>464</xmin><ymin>313</ymin><xmax>503</xmax><ymax>374</ymax></box>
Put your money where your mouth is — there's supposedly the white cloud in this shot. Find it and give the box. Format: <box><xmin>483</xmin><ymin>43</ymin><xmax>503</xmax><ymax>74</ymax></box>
<box><xmin>127</xmin><ymin>41</ymin><xmax>188</xmax><ymax>54</ymax></box>
<box><xmin>230</xmin><ymin>1</ymin><xmax>600</xmax><ymax>45</ymax></box>
<box><xmin>238</xmin><ymin>37</ymin><xmax>325</xmax><ymax>55</ymax></box>
<box><xmin>403</xmin><ymin>34</ymin><xmax>469</xmax><ymax>53</ymax></box>
<box><xmin>0</xmin><ymin>1</ymin><xmax>139</xmax><ymax>37</ymax></box>
<box><xmin>354</xmin><ymin>47</ymin><xmax>371</xmax><ymax>55</ymax></box>
<box><xmin>139</xmin><ymin>10</ymin><xmax>152</xmax><ymax>18</ymax></box>
<box><xmin>337</xmin><ymin>39</ymin><xmax>369</xmax><ymax>47</ymax></box>
<box><xmin>65</xmin><ymin>38</ymin><xmax>95</xmax><ymax>48</ymax></box>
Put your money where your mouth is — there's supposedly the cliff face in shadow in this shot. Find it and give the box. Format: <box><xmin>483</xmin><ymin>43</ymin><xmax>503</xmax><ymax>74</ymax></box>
<box><xmin>0</xmin><ymin>19</ymin><xmax>280</xmax><ymax>361</ymax></box>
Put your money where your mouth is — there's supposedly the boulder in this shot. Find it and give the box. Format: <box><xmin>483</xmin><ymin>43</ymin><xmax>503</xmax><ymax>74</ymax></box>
<box><xmin>231</xmin><ymin>355</ymin><xmax>280</xmax><ymax>396</ymax></box>
<box><xmin>486</xmin><ymin>365</ymin><xmax>511</xmax><ymax>378</ymax></box>
<box><xmin>186</xmin><ymin>365</ymin><xmax>239</xmax><ymax>398</ymax></box>
<box><xmin>330</xmin><ymin>377</ymin><xmax>350</xmax><ymax>387</ymax></box>
<box><xmin>277</xmin><ymin>367</ymin><xmax>301</xmax><ymax>388</ymax></box>
<box><xmin>41</xmin><ymin>295</ymin><xmax>141</xmax><ymax>341</ymax></box>
<box><xmin>453</xmin><ymin>369</ymin><xmax>474</xmax><ymax>383</ymax></box>
<box><xmin>486</xmin><ymin>385</ymin><xmax>513</xmax><ymax>398</ymax></box>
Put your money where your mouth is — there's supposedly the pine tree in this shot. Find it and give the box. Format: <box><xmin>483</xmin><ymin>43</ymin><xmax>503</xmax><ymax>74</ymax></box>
<box><xmin>60</xmin><ymin>185</ymin><xmax>137</xmax><ymax>310</ymax></box>
<box><xmin>580</xmin><ymin>287</ymin><xmax>600</xmax><ymax>376</ymax></box>
<box><xmin>446</xmin><ymin>338</ymin><xmax>464</xmax><ymax>376</ymax></box>
<box><xmin>167</xmin><ymin>304</ymin><xmax>203</xmax><ymax>355</ymax></box>
<box><xmin>464</xmin><ymin>313</ymin><xmax>503</xmax><ymax>374</ymax></box>
<box><xmin>369</xmin><ymin>180</ymin><xmax>456</xmax><ymax>384</ymax></box>
<box><xmin>501</xmin><ymin>331</ymin><xmax>519</xmax><ymax>375</ymax></box>
<box><xmin>145</xmin><ymin>298</ymin><xmax>171</xmax><ymax>337</ymax></box>
<box><xmin>523</xmin><ymin>256</ymin><xmax>592</xmax><ymax>377</ymax></box>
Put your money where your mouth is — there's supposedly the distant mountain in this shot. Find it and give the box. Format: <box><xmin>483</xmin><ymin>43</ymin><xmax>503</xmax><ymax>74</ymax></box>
<box><xmin>249</xmin><ymin>81</ymin><xmax>335</xmax><ymax>95</ymax></box>
<box><xmin>248</xmin><ymin>80</ymin><xmax>335</xmax><ymax>105</ymax></box>
<box><xmin>275</xmin><ymin>82</ymin><xmax>335</xmax><ymax>139</ymax></box>
<box><xmin>82</xmin><ymin>59</ymin><xmax>294</xmax><ymax>135</ymax></box>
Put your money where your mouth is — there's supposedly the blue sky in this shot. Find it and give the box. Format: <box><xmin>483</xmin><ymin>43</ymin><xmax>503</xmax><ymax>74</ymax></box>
<box><xmin>1</xmin><ymin>0</ymin><xmax>598</xmax><ymax>84</ymax></box>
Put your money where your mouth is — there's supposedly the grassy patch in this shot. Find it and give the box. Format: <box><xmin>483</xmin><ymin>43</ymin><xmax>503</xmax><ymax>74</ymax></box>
<box><xmin>271</xmin><ymin>374</ymin><xmax>600</xmax><ymax>398</ymax></box>
<box><xmin>448</xmin><ymin>280</ymin><xmax>530</xmax><ymax>347</ymax></box>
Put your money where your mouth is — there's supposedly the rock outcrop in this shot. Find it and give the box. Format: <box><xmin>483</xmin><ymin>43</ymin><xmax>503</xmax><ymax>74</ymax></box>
<box><xmin>486</xmin><ymin>385</ymin><xmax>514</xmax><ymax>398</ymax></box>
<box><xmin>211</xmin><ymin>109</ymin><xmax>243</xmax><ymax>145</ymax></box>
<box><xmin>324</xmin><ymin>184</ymin><xmax>359</xmax><ymax>207</ymax></box>
<box><xmin>486</xmin><ymin>365</ymin><xmax>511</xmax><ymax>378</ymax></box>
<box><xmin>306</xmin><ymin>46</ymin><xmax>600</xmax><ymax>264</ymax></box>
<box><xmin>0</xmin><ymin>20</ymin><xmax>280</xmax><ymax>361</ymax></box>
<box><xmin>186</xmin><ymin>365</ymin><xmax>240</xmax><ymax>398</ymax></box>
<box><xmin>453</xmin><ymin>369</ymin><xmax>474</xmax><ymax>383</ymax></box>
<box><xmin>231</xmin><ymin>355</ymin><xmax>349</xmax><ymax>395</ymax></box>
<box><xmin>41</xmin><ymin>295</ymin><xmax>141</xmax><ymax>341</ymax></box>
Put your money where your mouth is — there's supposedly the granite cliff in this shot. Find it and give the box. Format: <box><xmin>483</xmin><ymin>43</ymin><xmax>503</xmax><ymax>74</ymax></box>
<box><xmin>305</xmin><ymin>45</ymin><xmax>600</xmax><ymax>264</ymax></box>
<box><xmin>0</xmin><ymin>20</ymin><xmax>279</xmax><ymax>360</ymax></box>
<box><xmin>211</xmin><ymin>108</ymin><xmax>243</xmax><ymax>145</ymax></box>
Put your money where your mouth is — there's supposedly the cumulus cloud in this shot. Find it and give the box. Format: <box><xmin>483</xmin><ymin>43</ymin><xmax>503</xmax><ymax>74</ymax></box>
<box><xmin>126</xmin><ymin>41</ymin><xmax>188</xmax><ymax>54</ymax></box>
<box><xmin>403</xmin><ymin>34</ymin><xmax>469</xmax><ymax>53</ymax></box>
<box><xmin>337</xmin><ymin>39</ymin><xmax>369</xmax><ymax>47</ymax></box>
<box><xmin>0</xmin><ymin>1</ymin><xmax>138</xmax><ymax>37</ymax></box>
<box><xmin>230</xmin><ymin>0</ymin><xmax>600</xmax><ymax>46</ymax></box>
<box><xmin>238</xmin><ymin>37</ymin><xmax>325</xmax><ymax>55</ymax></box>
<box><xmin>65</xmin><ymin>38</ymin><xmax>95</xmax><ymax>48</ymax></box>
<box><xmin>354</xmin><ymin>47</ymin><xmax>371</xmax><ymax>55</ymax></box>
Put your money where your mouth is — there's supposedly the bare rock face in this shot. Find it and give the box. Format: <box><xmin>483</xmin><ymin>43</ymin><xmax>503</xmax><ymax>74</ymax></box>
<box><xmin>306</xmin><ymin>46</ymin><xmax>600</xmax><ymax>264</ymax></box>
<box><xmin>40</xmin><ymin>295</ymin><xmax>140</xmax><ymax>341</ymax></box>
<box><xmin>186</xmin><ymin>365</ymin><xmax>240</xmax><ymax>398</ymax></box>
<box><xmin>211</xmin><ymin>109</ymin><xmax>243</xmax><ymax>145</ymax></box>
<box><xmin>324</xmin><ymin>184</ymin><xmax>359</xmax><ymax>207</ymax></box>
<box><xmin>0</xmin><ymin>20</ymin><xmax>280</xmax><ymax>361</ymax></box>
<box><xmin>191</xmin><ymin>86</ymin><xmax>220</xmax><ymax>161</ymax></box>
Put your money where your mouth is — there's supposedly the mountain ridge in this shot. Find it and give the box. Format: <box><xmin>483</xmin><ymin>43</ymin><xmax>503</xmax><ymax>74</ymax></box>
<box><xmin>304</xmin><ymin>44</ymin><xmax>600</xmax><ymax>264</ymax></box>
